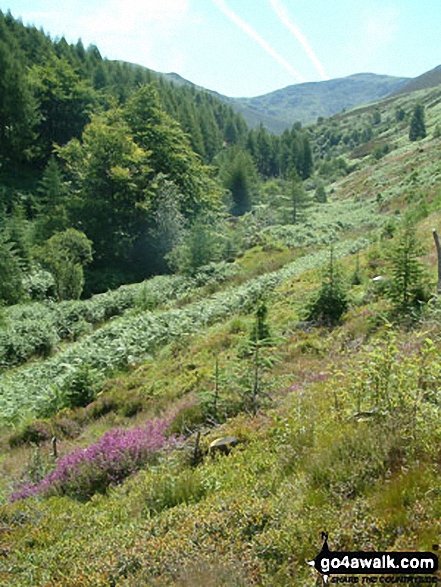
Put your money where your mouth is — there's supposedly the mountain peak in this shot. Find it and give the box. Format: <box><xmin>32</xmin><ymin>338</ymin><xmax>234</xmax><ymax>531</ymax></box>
<box><xmin>231</xmin><ymin>73</ymin><xmax>410</xmax><ymax>132</ymax></box>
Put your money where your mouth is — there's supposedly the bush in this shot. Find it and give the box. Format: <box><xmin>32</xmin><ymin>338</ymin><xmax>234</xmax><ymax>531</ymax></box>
<box><xmin>61</xmin><ymin>364</ymin><xmax>103</xmax><ymax>409</ymax></box>
<box><xmin>8</xmin><ymin>419</ymin><xmax>52</xmax><ymax>447</ymax></box>
<box><xmin>10</xmin><ymin>417</ymin><xmax>178</xmax><ymax>501</ymax></box>
<box><xmin>306</xmin><ymin>247</ymin><xmax>349</xmax><ymax>326</ymax></box>
<box><xmin>22</xmin><ymin>269</ymin><xmax>56</xmax><ymax>301</ymax></box>
<box><xmin>386</xmin><ymin>223</ymin><xmax>428</xmax><ymax>316</ymax></box>
<box><xmin>0</xmin><ymin>318</ymin><xmax>58</xmax><ymax>367</ymax></box>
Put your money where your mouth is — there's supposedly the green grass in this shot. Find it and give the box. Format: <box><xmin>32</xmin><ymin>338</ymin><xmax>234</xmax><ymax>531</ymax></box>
<box><xmin>2</xmin><ymin>81</ymin><xmax>441</xmax><ymax>587</ymax></box>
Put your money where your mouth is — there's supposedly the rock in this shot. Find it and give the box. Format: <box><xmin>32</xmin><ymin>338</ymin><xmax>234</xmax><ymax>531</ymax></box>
<box><xmin>209</xmin><ymin>435</ymin><xmax>239</xmax><ymax>456</ymax></box>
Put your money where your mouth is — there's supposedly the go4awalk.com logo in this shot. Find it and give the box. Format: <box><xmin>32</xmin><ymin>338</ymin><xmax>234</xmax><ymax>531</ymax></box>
<box><xmin>307</xmin><ymin>533</ymin><xmax>439</xmax><ymax>585</ymax></box>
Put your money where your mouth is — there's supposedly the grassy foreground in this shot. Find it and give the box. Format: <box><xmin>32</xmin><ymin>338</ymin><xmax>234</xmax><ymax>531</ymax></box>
<box><xmin>1</xmin><ymin>87</ymin><xmax>441</xmax><ymax>586</ymax></box>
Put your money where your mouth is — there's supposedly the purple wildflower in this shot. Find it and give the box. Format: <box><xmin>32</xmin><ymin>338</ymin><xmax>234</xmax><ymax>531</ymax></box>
<box><xmin>11</xmin><ymin>418</ymin><xmax>178</xmax><ymax>502</ymax></box>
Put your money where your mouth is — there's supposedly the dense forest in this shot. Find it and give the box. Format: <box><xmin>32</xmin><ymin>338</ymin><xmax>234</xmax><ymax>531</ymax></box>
<box><xmin>0</xmin><ymin>10</ymin><xmax>313</xmax><ymax>295</ymax></box>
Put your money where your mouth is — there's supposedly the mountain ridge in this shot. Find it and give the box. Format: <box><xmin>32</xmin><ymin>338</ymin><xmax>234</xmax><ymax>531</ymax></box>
<box><xmin>128</xmin><ymin>64</ymin><xmax>441</xmax><ymax>133</ymax></box>
<box><xmin>391</xmin><ymin>64</ymin><xmax>441</xmax><ymax>96</ymax></box>
<box><xmin>226</xmin><ymin>73</ymin><xmax>410</xmax><ymax>132</ymax></box>
<box><xmin>153</xmin><ymin>69</ymin><xmax>410</xmax><ymax>133</ymax></box>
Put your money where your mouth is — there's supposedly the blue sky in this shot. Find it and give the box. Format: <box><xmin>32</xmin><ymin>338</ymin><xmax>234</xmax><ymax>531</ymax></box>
<box><xmin>3</xmin><ymin>0</ymin><xmax>441</xmax><ymax>97</ymax></box>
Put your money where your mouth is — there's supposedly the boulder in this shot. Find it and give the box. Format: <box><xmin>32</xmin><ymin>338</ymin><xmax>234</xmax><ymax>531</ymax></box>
<box><xmin>209</xmin><ymin>435</ymin><xmax>239</xmax><ymax>456</ymax></box>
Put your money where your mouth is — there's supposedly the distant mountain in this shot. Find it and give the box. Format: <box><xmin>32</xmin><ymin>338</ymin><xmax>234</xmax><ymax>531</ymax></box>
<box><xmin>157</xmin><ymin>71</ymin><xmax>409</xmax><ymax>134</ymax></box>
<box><xmin>231</xmin><ymin>73</ymin><xmax>410</xmax><ymax>132</ymax></box>
<box><xmin>391</xmin><ymin>64</ymin><xmax>441</xmax><ymax>96</ymax></box>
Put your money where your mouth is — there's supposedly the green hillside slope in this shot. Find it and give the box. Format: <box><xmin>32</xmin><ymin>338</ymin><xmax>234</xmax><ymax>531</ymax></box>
<box><xmin>1</xmin><ymin>14</ymin><xmax>441</xmax><ymax>587</ymax></box>
<box><xmin>155</xmin><ymin>70</ymin><xmax>411</xmax><ymax>133</ymax></box>
<box><xmin>2</xmin><ymin>79</ymin><xmax>441</xmax><ymax>586</ymax></box>
<box><xmin>232</xmin><ymin>73</ymin><xmax>409</xmax><ymax>131</ymax></box>
<box><xmin>392</xmin><ymin>64</ymin><xmax>441</xmax><ymax>96</ymax></box>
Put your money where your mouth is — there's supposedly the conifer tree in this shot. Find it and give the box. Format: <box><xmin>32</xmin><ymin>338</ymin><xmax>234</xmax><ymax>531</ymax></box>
<box><xmin>219</xmin><ymin>147</ymin><xmax>257</xmax><ymax>216</ymax></box>
<box><xmin>288</xmin><ymin>169</ymin><xmax>310</xmax><ymax>224</ymax></box>
<box><xmin>387</xmin><ymin>223</ymin><xmax>427</xmax><ymax>314</ymax></box>
<box><xmin>306</xmin><ymin>245</ymin><xmax>348</xmax><ymax>325</ymax></box>
<box><xmin>409</xmin><ymin>104</ymin><xmax>426</xmax><ymax>142</ymax></box>
<box><xmin>250</xmin><ymin>300</ymin><xmax>271</xmax><ymax>344</ymax></box>
<box><xmin>35</xmin><ymin>157</ymin><xmax>69</xmax><ymax>240</ymax></box>
<box><xmin>0</xmin><ymin>233</ymin><xmax>25</xmax><ymax>304</ymax></box>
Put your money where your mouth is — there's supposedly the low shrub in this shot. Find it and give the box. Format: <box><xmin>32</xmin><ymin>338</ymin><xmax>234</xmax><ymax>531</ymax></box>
<box><xmin>0</xmin><ymin>318</ymin><xmax>59</xmax><ymax>367</ymax></box>
<box><xmin>61</xmin><ymin>364</ymin><xmax>104</xmax><ymax>409</ymax></box>
<box><xmin>83</xmin><ymin>395</ymin><xmax>119</xmax><ymax>421</ymax></box>
<box><xmin>53</xmin><ymin>417</ymin><xmax>82</xmax><ymax>439</ymax></box>
<box><xmin>10</xmin><ymin>417</ymin><xmax>179</xmax><ymax>502</ymax></box>
<box><xmin>167</xmin><ymin>402</ymin><xmax>205</xmax><ymax>435</ymax></box>
<box><xmin>8</xmin><ymin>419</ymin><xmax>52</xmax><ymax>447</ymax></box>
<box><xmin>143</xmin><ymin>467</ymin><xmax>208</xmax><ymax>514</ymax></box>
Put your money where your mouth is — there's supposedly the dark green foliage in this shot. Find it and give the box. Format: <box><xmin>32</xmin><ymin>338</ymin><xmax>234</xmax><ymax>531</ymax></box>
<box><xmin>57</xmin><ymin>110</ymin><xmax>152</xmax><ymax>277</ymax></box>
<box><xmin>373</xmin><ymin>144</ymin><xmax>390</xmax><ymax>161</ymax></box>
<box><xmin>250</xmin><ymin>300</ymin><xmax>271</xmax><ymax>344</ymax></box>
<box><xmin>36</xmin><ymin>229</ymin><xmax>93</xmax><ymax>300</ymax></box>
<box><xmin>372</xmin><ymin>108</ymin><xmax>381</xmax><ymax>125</ymax></box>
<box><xmin>409</xmin><ymin>104</ymin><xmax>426</xmax><ymax>141</ymax></box>
<box><xmin>0</xmin><ymin>233</ymin><xmax>25</xmax><ymax>304</ymax></box>
<box><xmin>0</xmin><ymin>11</ymin><xmax>314</xmax><ymax>297</ymax></box>
<box><xmin>395</xmin><ymin>106</ymin><xmax>405</xmax><ymax>122</ymax></box>
<box><xmin>246</xmin><ymin>123</ymin><xmax>313</xmax><ymax>180</ymax></box>
<box><xmin>29</xmin><ymin>56</ymin><xmax>96</xmax><ymax>158</ymax></box>
<box><xmin>0</xmin><ymin>14</ymin><xmax>38</xmax><ymax>161</ymax></box>
<box><xmin>147</xmin><ymin>175</ymin><xmax>186</xmax><ymax>273</ymax></box>
<box><xmin>124</xmin><ymin>85</ymin><xmax>220</xmax><ymax>218</ymax></box>
<box><xmin>287</xmin><ymin>170</ymin><xmax>310</xmax><ymax>224</ymax></box>
<box><xmin>317</xmin><ymin>157</ymin><xmax>351</xmax><ymax>180</ymax></box>
<box><xmin>57</xmin><ymin>85</ymin><xmax>222</xmax><ymax>283</ymax></box>
<box><xmin>386</xmin><ymin>223</ymin><xmax>428</xmax><ymax>315</ymax></box>
<box><xmin>60</xmin><ymin>364</ymin><xmax>102</xmax><ymax>409</ymax></box>
<box><xmin>8</xmin><ymin>419</ymin><xmax>52</xmax><ymax>447</ymax></box>
<box><xmin>314</xmin><ymin>184</ymin><xmax>327</xmax><ymax>203</ymax></box>
<box><xmin>306</xmin><ymin>246</ymin><xmax>349</xmax><ymax>325</ymax></box>
<box><xmin>35</xmin><ymin>157</ymin><xmax>69</xmax><ymax>240</ymax></box>
<box><xmin>168</xmin><ymin>215</ymin><xmax>223</xmax><ymax>275</ymax></box>
<box><xmin>219</xmin><ymin>147</ymin><xmax>258</xmax><ymax>216</ymax></box>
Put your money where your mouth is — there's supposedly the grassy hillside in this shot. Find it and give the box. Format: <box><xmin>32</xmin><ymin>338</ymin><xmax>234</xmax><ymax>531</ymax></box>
<box><xmin>153</xmin><ymin>69</ymin><xmax>410</xmax><ymax>133</ymax></box>
<box><xmin>232</xmin><ymin>73</ymin><xmax>409</xmax><ymax>131</ymax></box>
<box><xmin>1</xmin><ymin>79</ymin><xmax>441</xmax><ymax>587</ymax></box>
<box><xmin>393</xmin><ymin>64</ymin><xmax>441</xmax><ymax>96</ymax></box>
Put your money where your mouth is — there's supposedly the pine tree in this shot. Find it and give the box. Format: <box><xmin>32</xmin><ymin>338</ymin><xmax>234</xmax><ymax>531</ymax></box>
<box><xmin>35</xmin><ymin>157</ymin><xmax>69</xmax><ymax>240</ymax></box>
<box><xmin>219</xmin><ymin>147</ymin><xmax>257</xmax><ymax>216</ymax></box>
<box><xmin>250</xmin><ymin>300</ymin><xmax>271</xmax><ymax>344</ymax></box>
<box><xmin>0</xmin><ymin>233</ymin><xmax>25</xmax><ymax>304</ymax></box>
<box><xmin>306</xmin><ymin>245</ymin><xmax>348</xmax><ymax>326</ymax></box>
<box><xmin>315</xmin><ymin>184</ymin><xmax>327</xmax><ymax>203</ymax></box>
<box><xmin>167</xmin><ymin>214</ymin><xmax>222</xmax><ymax>275</ymax></box>
<box><xmin>387</xmin><ymin>223</ymin><xmax>427</xmax><ymax>314</ymax></box>
<box><xmin>287</xmin><ymin>169</ymin><xmax>310</xmax><ymax>224</ymax></box>
<box><xmin>0</xmin><ymin>16</ymin><xmax>38</xmax><ymax>160</ymax></box>
<box><xmin>409</xmin><ymin>104</ymin><xmax>426</xmax><ymax>142</ymax></box>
